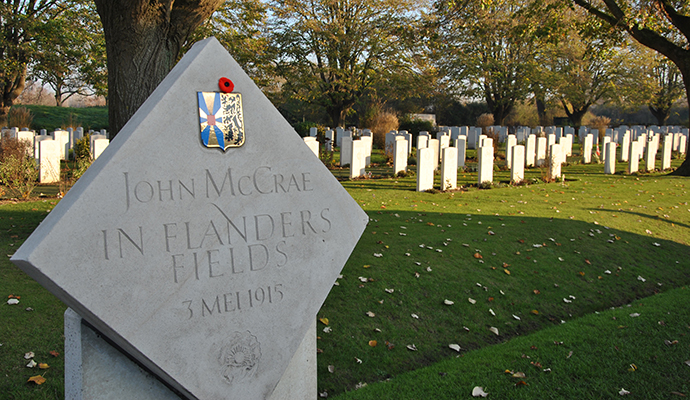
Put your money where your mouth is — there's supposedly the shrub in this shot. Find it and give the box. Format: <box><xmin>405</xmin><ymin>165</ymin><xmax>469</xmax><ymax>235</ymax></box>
<box><xmin>589</xmin><ymin>115</ymin><xmax>611</xmax><ymax>144</ymax></box>
<box><xmin>8</xmin><ymin>106</ymin><xmax>34</xmax><ymax>130</ymax></box>
<box><xmin>0</xmin><ymin>137</ymin><xmax>38</xmax><ymax>199</ymax></box>
<box><xmin>368</xmin><ymin>110</ymin><xmax>399</xmax><ymax>149</ymax></box>
<box><xmin>476</xmin><ymin>113</ymin><xmax>494</xmax><ymax>134</ymax></box>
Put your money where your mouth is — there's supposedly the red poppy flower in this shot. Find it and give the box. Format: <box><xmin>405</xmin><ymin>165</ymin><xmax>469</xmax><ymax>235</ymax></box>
<box><xmin>219</xmin><ymin>77</ymin><xmax>234</xmax><ymax>93</ymax></box>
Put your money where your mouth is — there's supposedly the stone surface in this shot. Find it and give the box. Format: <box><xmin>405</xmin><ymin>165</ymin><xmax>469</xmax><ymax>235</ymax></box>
<box><xmin>416</xmin><ymin>147</ymin><xmax>434</xmax><ymax>192</ymax></box>
<box><xmin>510</xmin><ymin>145</ymin><xmax>525</xmax><ymax>184</ymax></box>
<box><xmin>547</xmin><ymin>144</ymin><xmax>562</xmax><ymax>181</ymax></box>
<box><xmin>341</xmin><ymin>135</ymin><xmax>352</xmax><ymax>167</ymax></box>
<box><xmin>455</xmin><ymin>137</ymin><xmax>466</xmax><ymax>168</ymax></box>
<box><xmin>38</xmin><ymin>139</ymin><xmax>61</xmax><ymax>183</ymax></box>
<box><xmin>477</xmin><ymin>145</ymin><xmax>493</xmax><ymax>185</ymax></box>
<box><xmin>505</xmin><ymin>135</ymin><xmax>516</xmax><ymax>169</ymax></box>
<box><xmin>393</xmin><ymin>136</ymin><xmax>407</xmax><ymax>175</ymax></box>
<box><xmin>350</xmin><ymin>139</ymin><xmax>366</xmax><ymax>178</ymax></box>
<box><xmin>303</xmin><ymin>137</ymin><xmax>319</xmax><ymax>158</ymax></box>
<box><xmin>65</xmin><ymin>308</ymin><xmax>317</xmax><ymax>400</ymax></box>
<box><xmin>583</xmin><ymin>134</ymin><xmax>593</xmax><ymax>164</ymax></box>
<box><xmin>12</xmin><ymin>37</ymin><xmax>368</xmax><ymax>400</ymax></box>
<box><xmin>440</xmin><ymin>147</ymin><xmax>457</xmax><ymax>191</ymax></box>
<box><xmin>92</xmin><ymin>138</ymin><xmax>110</xmax><ymax>160</ymax></box>
<box><xmin>525</xmin><ymin>135</ymin><xmax>536</xmax><ymax>167</ymax></box>
<box><xmin>604</xmin><ymin>142</ymin><xmax>616</xmax><ymax>175</ymax></box>
<box><xmin>536</xmin><ymin>137</ymin><xmax>547</xmax><ymax>167</ymax></box>
<box><xmin>428</xmin><ymin>138</ymin><xmax>440</xmax><ymax>171</ymax></box>
<box><xmin>628</xmin><ymin>141</ymin><xmax>640</xmax><ymax>174</ymax></box>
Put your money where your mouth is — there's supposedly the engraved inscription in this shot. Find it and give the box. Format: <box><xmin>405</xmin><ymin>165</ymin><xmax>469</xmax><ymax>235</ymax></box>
<box><xmin>218</xmin><ymin>331</ymin><xmax>261</xmax><ymax>385</ymax></box>
<box><xmin>183</xmin><ymin>283</ymin><xmax>284</xmax><ymax>319</ymax></box>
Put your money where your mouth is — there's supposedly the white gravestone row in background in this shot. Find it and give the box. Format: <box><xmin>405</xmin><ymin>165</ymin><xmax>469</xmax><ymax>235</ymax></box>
<box><xmin>12</xmin><ymin>37</ymin><xmax>368</xmax><ymax>400</ymax></box>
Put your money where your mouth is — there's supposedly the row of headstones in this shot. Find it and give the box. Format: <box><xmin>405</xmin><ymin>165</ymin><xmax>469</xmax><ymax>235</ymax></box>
<box><xmin>303</xmin><ymin>129</ymin><xmax>374</xmax><ymax>179</ymax></box>
<box><xmin>2</xmin><ymin>127</ymin><xmax>109</xmax><ymax>183</ymax></box>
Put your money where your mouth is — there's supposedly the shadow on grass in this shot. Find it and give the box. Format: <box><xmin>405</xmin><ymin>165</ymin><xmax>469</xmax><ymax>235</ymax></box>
<box><xmin>317</xmin><ymin>210</ymin><xmax>690</xmax><ymax>395</ymax></box>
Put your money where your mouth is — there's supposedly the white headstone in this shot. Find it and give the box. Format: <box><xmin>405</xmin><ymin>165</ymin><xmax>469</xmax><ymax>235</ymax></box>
<box><xmin>525</xmin><ymin>134</ymin><xmax>536</xmax><ymax>167</ymax></box>
<box><xmin>11</xmin><ymin>37</ymin><xmax>368</xmax><ymax>400</ymax></box>
<box><xmin>511</xmin><ymin>145</ymin><xmax>525</xmax><ymax>184</ymax></box>
<box><xmin>505</xmin><ymin>135</ymin><xmax>517</xmax><ymax>169</ymax></box>
<box><xmin>428</xmin><ymin>138</ymin><xmax>440</xmax><ymax>171</ymax></box>
<box><xmin>52</xmin><ymin>130</ymin><xmax>70</xmax><ymax>160</ymax></box>
<box><xmin>455</xmin><ymin>137</ymin><xmax>466</xmax><ymax>168</ymax></box>
<box><xmin>645</xmin><ymin>137</ymin><xmax>657</xmax><ymax>171</ymax></box>
<box><xmin>341</xmin><ymin>135</ymin><xmax>352</xmax><ymax>167</ymax></box>
<box><xmin>360</xmin><ymin>135</ymin><xmax>373</xmax><ymax>166</ymax></box>
<box><xmin>92</xmin><ymin>138</ymin><xmax>110</xmax><ymax>160</ymax></box>
<box><xmin>661</xmin><ymin>134</ymin><xmax>673</xmax><ymax>170</ymax></box>
<box><xmin>440</xmin><ymin>147</ymin><xmax>457</xmax><ymax>191</ymax></box>
<box><xmin>350</xmin><ymin>139</ymin><xmax>366</xmax><ymax>178</ymax></box>
<box><xmin>604</xmin><ymin>142</ymin><xmax>617</xmax><ymax>175</ymax></box>
<box><xmin>628</xmin><ymin>141</ymin><xmax>640</xmax><ymax>174</ymax></box>
<box><xmin>38</xmin><ymin>139</ymin><xmax>60</xmax><ymax>183</ymax></box>
<box><xmin>303</xmin><ymin>137</ymin><xmax>319</xmax><ymax>158</ymax></box>
<box><xmin>548</xmin><ymin>144</ymin><xmax>562</xmax><ymax>181</ymax></box>
<box><xmin>309</xmin><ymin>127</ymin><xmax>317</xmax><ymax>137</ymax></box>
<box><xmin>619</xmin><ymin>132</ymin><xmax>630</xmax><ymax>162</ymax></box>
<box><xmin>393</xmin><ymin>136</ymin><xmax>408</xmax><ymax>175</ymax></box>
<box><xmin>477</xmin><ymin>145</ymin><xmax>493</xmax><ymax>185</ymax></box>
<box><xmin>536</xmin><ymin>137</ymin><xmax>547</xmax><ymax>167</ymax></box>
<box><xmin>583</xmin><ymin>134</ymin><xmax>593</xmax><ymax>164</ymax></box>
<box><xmin>679</xmin><ymin>135</ymin><xmax>687</xmax><ymax>155</ymax></box>
<box><xmin>325</xmin><ymin>130</ymin><xmax>334</xmax><ymax>152</ymax></box>
<box><xmin>417</xmin><ymin>134</ymin><xmax>428</xmax><ymax>150</ymax></box>
<box><xmin>416</xmin><ymin>147</ymin><xmax>434</xmax><ymax>192</ymax></box>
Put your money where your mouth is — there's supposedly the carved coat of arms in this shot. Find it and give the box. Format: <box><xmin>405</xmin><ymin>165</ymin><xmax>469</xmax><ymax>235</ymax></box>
<box><xmin>198</xmin><ymin>91</ymin><xmax>245</xmax><ymax>150</ymax></box>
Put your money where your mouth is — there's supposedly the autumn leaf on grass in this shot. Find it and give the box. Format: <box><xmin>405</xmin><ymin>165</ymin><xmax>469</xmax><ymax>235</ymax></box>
<box><xmin>368</xmin><ymin>340</ymin><xmax>377</xmax><ymax>347</ymax></box>
<box><xmin>38</xmin><ymin>363</ymin><xmax>49</xmax><ymax>369</ymax></box>
<box><xmin>27</xmin><ymin>375</ymin><xmax>46</xmax><ymax>385</ymax></box>
<box><xmin>49</xmin><ymin>351</ymin><xmax>59</xmax><ymax>357</ymax></box>
<box><xmin>26</xmin><ymin>360</ymin><xmax>37</xmax><ymax>368</ymax></box>
<box><xmin>327</xmin><ymin>365</ymin><xmax>335</xmax><ymax>373</ymax></box>
<box><xmin>473</xmin><ymin>253</ymin><xmax>483</xmax><ymax>259</ymax></box>
<box><xmin>24</xmin><ymin>352</ymin><xmax>35</xmax><ymax>359</ymax></box>
<box><xmin>7</xmin><ymin>298</ymin><xmax>19</xmax><ymax>305</ymax></box>
<box><xmin>319</xmin><ymin>318</ymin><xmax>329</xmax><ymax>326</ymax></box>
<box><xmin>366</xmin><ymin>311</ymin><xmax>375</xmax><ymax>317</ymax></box>
<box><xmin>472</xmin><ymin>386</ymin><xmax>489</xmax><ymax>397</ymax></box>
<box><xmin>449</xmin><ymin>344</ymin><xmax>461</xmax><ymax>352</ymax></box>
<box><xmin>444</xmin><ymin>299</ymin><xmax>454</xmax><ymax>305</ymax></box>
<box><xmin>512</xmin><ymin>371</ymin><xmax>526</xmax><ymax>378</ymax></box>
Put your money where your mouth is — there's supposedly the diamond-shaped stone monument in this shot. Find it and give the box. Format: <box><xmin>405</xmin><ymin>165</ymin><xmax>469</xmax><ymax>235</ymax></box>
<box><xmin>11</xmin><ymin>37</ymin><xmax>368</xmax><ymax>399</ymax></box>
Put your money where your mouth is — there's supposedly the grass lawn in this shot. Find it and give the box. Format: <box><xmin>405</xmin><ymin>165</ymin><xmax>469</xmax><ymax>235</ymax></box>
<box><xmin>1</xmin><ymin>146</ymin><xmax>688</xmax><ymax>399</ymax></box>
<box><xmin>13</xmin><ymin>105</ymin><xmax>108</xmax><ymax>132</ymax></box>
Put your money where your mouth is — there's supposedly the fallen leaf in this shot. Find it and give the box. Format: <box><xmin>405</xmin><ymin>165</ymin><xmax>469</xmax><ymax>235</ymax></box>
<box><xmin>363</xmin><ymin>264</ymin><xmax>371</xmax><ymax>268</ymax></box>
<box><xmin>319</xmin><ymin>318</ymin><xmax>329</xmax><ymax>326</ymax></box>
<box><xmin>355</xmin><ymin>357</ymin><xmax>362</xmax><ymax>364</ymax></box>
<box><xmin>513</xmin><ymin>314</ymin><xmax>521</xmax><ymax>320</ymax></box>
<box><xmin>449</xmin><ymin>343</ymin><xmax>461</xmax><ymax>352</ymax></box>
<box><xmin>473</xmin><ymin>253</ymin><xmax>483</xmax><ymax>259</ymax></box>
<box><xmin>328</xmin><ymin>365</ymin><xmax>335</xmax><ymax>373</ymax></box>
<box><xmin>407</xmin><ymin>344</ymin><xmax>418</xmax><ymax>351</ymax></box>
<box><xmin>489</xmin><ymin>327</ymin><xmax>499</xmax><ymax>335</ymax></box>
<box><xmin>489</xmin><ymin>308</ymin><xmax>496</xmax><ymax>316</ymax></box>
<box><xmin>384</xmin><ymin>288</ymin><xmax>394</xmax><ymax>293</ymax></box>
<box><xmin>319</xmin><ymin>391</ymin><xmax>328</xmax><ymax>398</ymax></box>
<box><xmin>366</xmin><ymin>311</ymin><xmax>375</xmax><ymax>317</ymax></box>
<box><xmin>444</xmin><ymin>299</ymin><xmax>454</xmax><ymax>305</ymax></box>
<box><xmin>630</xmin><ymin>313</ymin><xmax>640</xmax><ymax>318</ymax></box>
<box><xmin>38</xmin><ymin>363</ymin><xmax>49</xmax><ymax>369</ymax></box>
<box><xmin>533</xmin><ymin>290</ymin><xmax>540</xmax><ymax>295</ymax></box>
<box><xmin>531</xmin><ymin>310</ymin><xmax>539</xmax><ymax>315</ymax></box>
<box><xmin>26</xmin><ymin>360</ymin><xmax>37</xmax><ymax>368</ymax></box>
<box><xmin>619</xmin><ymin>388</ymin><xmax>631</xmax><ymax>395</ymax></box>
<box><xmin>472</xmin><ymin>386</ymin><xmax>489</xmax><ymax>397</ymax></box>
<box><xmin>468</xmin><ymin>298</ymin><xmax>477</xmax><ymax>304</ymax></box>
<box><xmin>411</xmin><ymin>313</ymin><xmax>419</xmax><ymax>319</ymax></box>
<box><xmin>7</xmin><ymin>298</ymin><xmax>19</xmax><ymax>305</ymax></box>
<box><xmin>516</xmin><ymin>380</ymin><xmax>528</xmax><ymax>386</ymax></box>
<box><xmin>27</xmin><ymin>375</ymin><xmax>46</xmax><ymax>385</ymax></box>
<box><xmin>512</xmin><ymin>371</ymin><xmax>526</xmax><ymax>378</ymax></box>
<box><xmin>24</xmin><ymin>352</ymin><xmax>34</xmax><ymax>359</ymax></box>
<box><xmin>585</xmin><ymin>259</ymin><xmax>591</xmax><ymax>265</ymax></box>
<box><xmin>368</xmin><ymin>340</ymin><xmax>377</xmax><ymax>347</ymax></box>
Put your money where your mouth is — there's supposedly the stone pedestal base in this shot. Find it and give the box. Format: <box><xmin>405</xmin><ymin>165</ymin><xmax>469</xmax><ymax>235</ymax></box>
<box><xmin>65</xmin><ymin>308</ymin><xmax>316</xmax><ymax>400</ymax></box>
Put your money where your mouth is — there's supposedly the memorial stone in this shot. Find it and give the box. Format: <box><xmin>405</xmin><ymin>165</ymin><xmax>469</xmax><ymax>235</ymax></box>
<box><xmin>11</xmin><ymin>37</ymin><xmax>368</xmax><ymax>400</ymax></box>
<box><xmin>393</xmin><ymin>136</ymin><xmax>408</xmax><ymax>175</ymax></box>
<box><xmin>619</xmin><ymin>132</ymin><xmax>630</xmax><ymax>162</ymax></box>
<box><xmin>583</xmin><ymin>134</ymin><xmax>593</xmax><ymax>163</ymax></box>
<box><xmin>547</xmin><ymin>144</ymin><xmax>562</xmax><ymax>181</ymax></box>
<box><xmin>628</xmin><ymin>141</ymin><xmax>640</xmax><ymax>174</ymax></box>
<box><xmin>38</xmin><ymin>139</ymin><xmax>60</xmax><ymax>183</ymax></box>
<box><xmin>455</xmin><ymin>136</ymin><xmax>467</xmax><ymax>168</ymax></box>
<box><xmin>325</xmin><ymin>129</ymin><xmax>334</xmax><ymax>152</ymax></box>
<box><xmin>416</xmin><ymin>147</ymin><xmax>434</xmax><ymax>192</ymax></box>
<box><xmin>536</xmin><ymin>137</ymin><xmax>547</xmax><ymax>167</ymax></box>
<box><xmin>360</xmin><ymin>135</ymin><xmax>373</xmax><ymax>166</ymax></box>
<box><xmin>679</xmin><ymin>135</ymin><xmax>687</xmax><ymax>155</ymax></box>
<box><xmin>661</xmin><ymin>135</ymin><xmax>673</xmax><ymax>170</ymax></box>
<box><xmin>604</xmin><ymin>142</ymin><xmax>616</xmax><ymax>175</ymax></box>
<box><xmin>341</xmin><ymin>135</ymin><xmax>352</xmax><ymax>167</ymax></box>
<box><xmin>350</xmin><ymin>139</ymin><xmax>366</xmax><ymax>178</ymax></box>
<box><xmin>92</xmin><ymin>138</ymin><xmax>110</xmax><ymax>160</ymax></box>
<box><xmin>336</xmin><ymin>127</ymin><xmax>344</xmax><ymax>147</ymax></box>
<box><xmin>428</xmin><ymin>138</ymin><xmax>440</xmax><ymax>171</ymax></box>
<box><xmin>52</xmin><ymin>130</ymin><xmax>70</xmax><ymax>160</ymax></box>
<box><xmin>525</xmin><ymin>134</ymin><xmax>536</xmax><ymax>167</ymax></box>
<box><xmin>511</xmin><ymin>145</ymin><xmax>525</xmax><ymax>184</ymax></box>
<box><xmin>477</xmin><ymin>145</ymin><xmax>493</xmax><ymax>185</ymax></box>
<box><xmin>309</xmin><ymin>127</ymin><xmax>317</xmax><ymax>137</ymax></box>
<box><xmin>303</xmin><ymin>137</ymin><xmax>319</xmax><ymax>158</ymax></box>
<box><xmin>440</xmin><ymin>147</ymin><xmax>458</xmax><ymax>191</ymax></box>
<box><xmin>417</xmin><ymin>134</ymin><xmax>428</xmax><ymax>150</ymax></box>
<box><xmin>505</xmin><ymin>135</ymin><xmax>517</xmax><ymax>169</ymax></box>
<box><xmin>645</xmin><ymin>137</ymin><xmax>657</xmax><ymax>171</ymax></box>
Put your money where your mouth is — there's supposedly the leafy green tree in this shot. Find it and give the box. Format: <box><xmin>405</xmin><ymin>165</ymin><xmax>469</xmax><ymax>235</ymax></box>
<box><xmin>30</xmin><ymin>4</ymin><xmax>103</xmax><ymax>106</ymax></box>
<box><xmin>187</xmin><ymin>0</ymin><xmax>274</xmax><ymax>89</ymax></box>
<box><xmin>0</xmin><ymin>0</ymin><xmax>70</xmax><ymax>126</ymax></box>
<box><xmin>572</xmin><ymin>0</ymin><xmax>690</xmax><ymax>174</ymax></box>
<box><xmin>434</xmin><ymin>0</ymin><xmax>540</xmax><ymax>125</ymax></box>
<box><xmin>270</xmin><ymin>0</ymin><xmax>420</xmax><ymax>127</ymax></box>
<box><xmin>620</xmin><ymin>43</ymin><xmax>685</xmax><ymax>126</ymax></box>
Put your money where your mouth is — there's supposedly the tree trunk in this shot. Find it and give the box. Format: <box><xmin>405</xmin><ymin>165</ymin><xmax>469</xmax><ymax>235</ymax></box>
<box><xmin>535</xmin><ymin>97</ymin><xmax>548</xmax><ymax>126</ymax></box>
<box><xmin>561</xmin><ymin>99</ymin><xmax>590</xmax><ymax>130</ymax></box>
<box><xmin>648</xmin><ymin>104</ymin><xmax>670</xmax><ymax>126</ymax></box>
<box><xmin>94</xmin><ymin>0</ymin><xmax>224</xmax><ymax>137</ymax></box>
<box><xmin>0</xmin><ymin>67</ymin><xmax>27</xmax><ymax>128</ymax></box>
<box><xmin>669</xmin><ymin>64</ymin><xmax>690</xmax><ymax>176</ymax></box>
